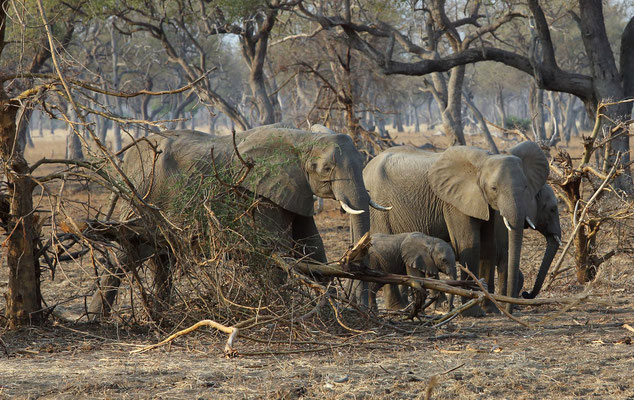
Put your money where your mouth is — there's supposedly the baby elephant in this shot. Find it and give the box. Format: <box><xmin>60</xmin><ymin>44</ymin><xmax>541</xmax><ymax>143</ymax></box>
<box><xmin>368</xmin><ymin>232</ymin><xmax>457</xmax><ymax>311</ymax></box>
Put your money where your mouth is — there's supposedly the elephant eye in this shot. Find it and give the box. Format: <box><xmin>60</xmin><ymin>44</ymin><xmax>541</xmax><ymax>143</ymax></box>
<box><xmin>491</xmin><ymin>186</ymin><xmax>497</xmax><ymax>192</ymax></box>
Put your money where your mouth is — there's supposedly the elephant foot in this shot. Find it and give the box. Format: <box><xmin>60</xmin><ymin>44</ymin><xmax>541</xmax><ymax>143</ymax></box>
<box><xmin>460</xmin><ymin>304</ymin><xmax>487</xmax><ymax>317</ymax></box>
<box><xmin>484</xmin><ymin>301</ymin><xmax>501</xmax><ymax>314</ymax></box>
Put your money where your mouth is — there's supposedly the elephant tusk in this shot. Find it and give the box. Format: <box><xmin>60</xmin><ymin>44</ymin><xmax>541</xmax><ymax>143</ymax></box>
<box><xmin>526</xmin><ymin>217</ymin><xmax>536</xmax><ymax>230</ymax></box>
<box><xmin>503</xmin><ymin>216</ymin><xmax>512</xmax><ymax>232</ymax></box>
<box><xmin>554</xmin><ymin>235</ymin><xmax>562</xmax><ymax>246</ymax></box>
<box><xmin>369</xmin><ymin>199</ymin><xmax>392</xmax><ymax>211</ymax></box>
<box><xmin>339</xmin><ymin>200</ymin><xmax>365</xmax><ymax>215</ymax></box>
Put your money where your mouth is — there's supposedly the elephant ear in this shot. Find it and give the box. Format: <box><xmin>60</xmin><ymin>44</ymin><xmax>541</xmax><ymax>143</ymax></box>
<box><xmin>508</xmin><ymin>141</ymin><xmax>549</xmax><ymax>196</ymax></box>
<box><xmin>428</xmin><ymin>146</ymin><xmax>491</xmax><ymax>221</ymax></box>
<box><xmin>236</xmin><ymin>129</ymin><xmax>314</xmax><ymax>217</ymax></box>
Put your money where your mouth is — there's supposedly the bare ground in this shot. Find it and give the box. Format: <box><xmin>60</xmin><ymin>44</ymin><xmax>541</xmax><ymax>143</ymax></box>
<box><xmin>0</xmin><ymin>131</ymin><xmax>633</xmax><ymax>399</ymax></box>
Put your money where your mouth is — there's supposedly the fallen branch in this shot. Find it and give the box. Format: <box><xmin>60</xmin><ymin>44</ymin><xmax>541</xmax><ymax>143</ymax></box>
<box><xmin>280</xmin><ymin>254</ymin><xmax>585</xmax><ymax>307</ymax></box>
<box><xmin>130</xmin><ymin>319</ymin><xmax>239</xmax><ymax>357</ymax></box>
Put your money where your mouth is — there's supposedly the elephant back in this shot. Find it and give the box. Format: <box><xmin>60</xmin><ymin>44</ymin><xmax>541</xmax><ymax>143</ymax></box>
<box><xmin>364</xmin><ymin>148</ymin><xmax>448</xmax><ymax>239</ymax></box>
<box><xmin>119</xmin><ymin>130</ymin><xmax>234</xmax><ymax>218</ymax></box>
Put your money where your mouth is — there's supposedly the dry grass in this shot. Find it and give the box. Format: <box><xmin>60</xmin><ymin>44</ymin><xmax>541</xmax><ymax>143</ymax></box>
<box><xmin>0</xmin><ymin>129</ymin><xmax>633</xmax><ymax>399</ymax></box>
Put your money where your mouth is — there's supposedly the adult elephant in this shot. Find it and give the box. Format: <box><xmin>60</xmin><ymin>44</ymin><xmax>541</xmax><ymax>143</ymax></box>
<box><xmin>363</xmin><ymin>142</ymin><xmax>549</xmax><ymax>314</ymax></box>
<box><xmin>89</xmin><ymin>127</ymin><xmax>387</xmax><ymax>317</ymax></box>
<box><xmin>494</xmin><ymin>184</ymin><xmax>561</xmax><ymax>300</ymax></box>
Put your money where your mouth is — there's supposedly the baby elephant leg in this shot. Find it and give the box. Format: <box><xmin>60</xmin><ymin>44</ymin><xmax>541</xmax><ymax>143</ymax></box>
<box><xmin>384</xmin><ymin>284</ymin><xmax>407</xmax><ymax>310</ymax></box>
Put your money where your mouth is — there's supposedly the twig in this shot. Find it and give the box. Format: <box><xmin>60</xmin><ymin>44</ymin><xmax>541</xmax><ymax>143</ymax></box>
<box><xmin>424</xmin><ymin>375</ymin><xmax>439</xmax><ymax>400</ymax></box>
<box><xmin>431</xmin><ymin>296</ymin><xmax>484</xmax><ymax>328</ymax></box>
<box><xmin>458</xmin><ymin>264</ymin><xmax>530</xmax><ymax>327</ymax></box>
<box><xmin>4</xmin><ymin>69</ymin><xmax>216</xmax><ymax>99</ymax></box>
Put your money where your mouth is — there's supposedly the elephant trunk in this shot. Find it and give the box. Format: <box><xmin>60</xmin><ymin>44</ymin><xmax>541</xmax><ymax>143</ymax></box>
<box><xmin>506</xmin><ymin>226</ymin><xmax>524</xmax><ymax>314</ymax></box>
<box><xmin>500</xmin><ymin>200</ymin><xmax>526</xmax><ymax>314</ymax></box>
<box><xmin>522</xmin><ymin>235</ymin><xmax>559</xmax><ymax>299</ymax></box>
<box><xmin>333</xmin><ymin>179</ymin><xmax>372</xmax><ymax>308</ymax></box>
<box><xmin>332</xmin><ymin>180</ymin><xmax>371</xmax><ymax>244</ymax></box>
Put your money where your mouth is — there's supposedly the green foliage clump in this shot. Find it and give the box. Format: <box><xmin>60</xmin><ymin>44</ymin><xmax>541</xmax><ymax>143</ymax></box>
<box><xmin>505</xmin><ymin>116</ymin><xmax>531</xmax><ymax>132</ymax></box>
<box><xmin>163</xmin><ymin>157</ymin><xmax>291</xmax><ymax>321</ymax></box>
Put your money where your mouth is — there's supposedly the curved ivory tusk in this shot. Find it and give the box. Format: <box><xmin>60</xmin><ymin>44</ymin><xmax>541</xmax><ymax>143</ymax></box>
<box><xmin>339</xmin><ymin>200</ymin><xmax>365</xmax><ymax>215</ymax></box>
<box><xmin>369</xmin><ymin>199</ymin><xmax>392</xmax><ymax>211</ymax></box>
<box><xmin>554</xmin><ymin>235</ymin><xmax>562</xmax><ymax>246</ymax></box>
<box><xmin>503</xmin><ymin>216</ymin><xmax>512</xmax><ymax>232</ymax></box>
<box><xmin>526</xmin><ymin>216</ymin><xmax>536</xmax><ymax>230</ymax></box>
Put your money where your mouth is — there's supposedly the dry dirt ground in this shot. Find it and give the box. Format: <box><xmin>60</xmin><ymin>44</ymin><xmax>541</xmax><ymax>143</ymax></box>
<box><xmin>0</xmin><ymin>129</ymin><xmax>633</xmax><ymax>399</ymax></box>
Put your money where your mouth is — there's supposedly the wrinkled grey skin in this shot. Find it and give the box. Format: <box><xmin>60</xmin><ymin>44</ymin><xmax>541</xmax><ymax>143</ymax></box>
<box><xmin>367</xmin><ymin>233</ymin><xmax>457</xmax><ymax>311</ymax></box>
<box><xmin>89</xmin><ymin>126</ymin><xmax>373</xmax><ymax>318</ymax></box>
<box><xmin>310</xmin><ymin>124</ymin><xmax>335</xmax><ymax>215</ymax></box>
<box><xmin>362</xmin><ymin>142</ymin><xmax>549</xmax><ymax>315</ymax></box>
<box><xmin>493</xmin><ymin>184</ymin><xmax>561</xmax><ymax>301</ymax></box>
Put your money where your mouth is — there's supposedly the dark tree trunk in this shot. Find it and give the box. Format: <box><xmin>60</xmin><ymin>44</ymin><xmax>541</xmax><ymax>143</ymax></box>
<box><xmin>240</xmin><ymin>10</ymin><xmax>278</xmax><ymax>125</ymax></box>
<box><xmin>579</xmin><ymin>1</ymin><xmax>631</xmax><ymax>188</ymax></box>
<box><xmin>393</xmin><ymin>113</ymin><xmax>404</xmax><ymax>132</ymax></box>
<box><xmin>1</xmin><ymin>94</ymin><xmax>43</xmax><ymax>327</ymax></box>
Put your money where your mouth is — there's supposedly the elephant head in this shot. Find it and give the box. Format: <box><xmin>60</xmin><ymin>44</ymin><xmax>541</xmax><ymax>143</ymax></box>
<box><xmin>430</xmin><ymin>240</ymin><xmax>457</xmax><ymax>281</ymax></box>
<box><xmin>428</xmin><ymin>142</ymin><xmax>549</xmax><ymax>311</ymax></box>
<box><xmin>522</xmin><ymin>184</ymin><xmax>561</xmax><ymax>299</ymax></box>
<box><xmin>235</xmin><ymin>128</ymin><xmax>378</xmax><ymax>243</ymax></box>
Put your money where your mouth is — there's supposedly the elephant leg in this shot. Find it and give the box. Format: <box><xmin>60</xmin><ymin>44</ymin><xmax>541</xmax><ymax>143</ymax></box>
<box><xmin>368</xmin><ymin>282</ymin><xmax>382</xmax><ymax>311</ymax></box>
<box><xmin>384</xmin><ymin>284</ymin><xmax>407</xmax><ymax>310</ymax></box>
<box><xmin>292</xmin><ymin>215</ymin><xmax>327</xmax><ymax>264</ymax></box>
<box><xmin>445</xmin><ymin>212</ymin><xmax>485</xmax><ymax>317</ymax></box>
<box><xmin>346</xmin><ymin>279</ymin><xmax>372</xmax><ymax>308</ymax></box>
<box><xmin>254</xmin><ymin>202</ymin><xmax>294</xmax><ymax>285</ymax></box>
<box><xmin>88</xmin><ymin>242</ymin><xmax>156</xmax><ymax>320</ymax></box>
<box><xmin>88</xmin><ymin>255</ymin><xmax>124</xmax><ymax>320</ymax></box>
<box><xmin>149</xmin><ymin>252</ymin><xmax>174</xmax><ymax>316</ymax></box>
<box><xmin>479</xmin><ymin>220</ymin><xmax>499</xmax><ymax>314</ymax></box>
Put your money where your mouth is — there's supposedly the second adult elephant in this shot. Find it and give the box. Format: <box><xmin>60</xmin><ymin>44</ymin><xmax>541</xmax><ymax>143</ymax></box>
<box><xmin>363</xmin><ymin>142</ymin><xmax>549</xmax><ymax>314</ymax></box>
<box><xmin>89</xmin><ymin>127</ymin><xmax>387</xmax><ymax>317</ymax></box>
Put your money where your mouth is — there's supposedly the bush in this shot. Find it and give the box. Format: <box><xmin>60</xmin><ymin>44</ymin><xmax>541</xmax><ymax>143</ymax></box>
<box><xmin>505</xmin><ymin>116</ymin><xmax>531</xmax><ymax>132</ymax></box>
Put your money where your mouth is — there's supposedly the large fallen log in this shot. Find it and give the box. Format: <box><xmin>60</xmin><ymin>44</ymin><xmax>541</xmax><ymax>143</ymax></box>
<box><xmin>275</xmin><ymin>233</ymin><xmax>589</xmax><ymax>307</ymax></box>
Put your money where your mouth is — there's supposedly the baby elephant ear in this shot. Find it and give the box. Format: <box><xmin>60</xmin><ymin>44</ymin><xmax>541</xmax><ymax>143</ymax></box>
<box><xmin>428</xmin><ymin>146</ymin><xmax>491</xmax><ymax>221</ymax></box>
<box><xmin>508</xmin><ymin>141</ymin><xmax>550</xmax><ymax>196</ymax></box>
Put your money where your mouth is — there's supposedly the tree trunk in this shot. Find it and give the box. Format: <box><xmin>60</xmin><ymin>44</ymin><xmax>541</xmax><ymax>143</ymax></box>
<box><xmin>1</xmin><ymin>95</ymin><xmax>43</xmax><ymax>327</ymax></box>
<box><xmin>38</xmin><ymin>111</ymin><xmax>43</xmax><ymax>136</ymax></box>
<box><xmin>413</xmin><ymin>104</ymin><xmax>420</xmax><ymax>133</ymax></box>
<box><xmin>393</xmin><ymin>112</ymin><xmax>404</xmax><ymax>132</ymax></box>
<box><xmin>66</xmin><ymin>104</ymin><xmax>84</xmax><ymax>159</ymax></box>
<box><xmin>463</xmin><ymin>93</ymin><xmax>499</xmax><ymax>154</ymax></box>
<box><xmin>579</xmin><ymin>0</ymin><xmax>631</xmax><ymax>189</ymax></box>
<box><xmin>495</xmin><ymin>84</ymin><xmax>506</xmax><ymax>127</ymax></box>
<box><xmin>529</xmin><ymin>83</ymin><xmax>546</xmax><ymax>141</ymax></box>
